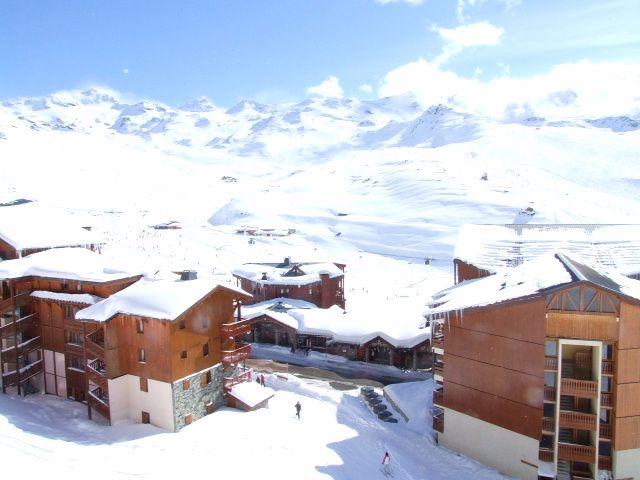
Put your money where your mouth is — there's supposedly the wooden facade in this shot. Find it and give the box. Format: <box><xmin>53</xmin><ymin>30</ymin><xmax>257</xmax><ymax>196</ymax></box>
<box><xmin>433</xmin><ymin>279</ymin><xmax>640</xmax><ymax>479</ymax></box>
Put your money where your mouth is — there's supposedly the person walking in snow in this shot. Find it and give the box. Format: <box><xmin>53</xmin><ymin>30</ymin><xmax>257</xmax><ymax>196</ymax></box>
<box><xmin>295</xmin><ymin>401</ymin><xmax>301</xmax><ymax>419</ymax></box>
<box><xmin>381</xmin><ymin>451</ymin><xmax>391</xmax><ymax>477</ymax></box>
<box><xmin>260</xmin><ymin>374</ymin><xmax>266</xmax><ymax>386</ymax></box>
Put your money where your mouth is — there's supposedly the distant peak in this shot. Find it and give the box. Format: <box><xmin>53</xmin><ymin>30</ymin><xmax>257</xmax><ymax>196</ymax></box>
<box><xmin>425</xmin><ymin>104</ymin><xmax>452</xmax><ymax>115</ymax></box>
<box><xmin>179</xmin><ymin>97</ymin><xmax>216</xmax><ymax>112</ymax></box>
<box><xmin>226</xmin><ymin>100</ymin><xmax>270</xmax><ymax>115</ymax></box>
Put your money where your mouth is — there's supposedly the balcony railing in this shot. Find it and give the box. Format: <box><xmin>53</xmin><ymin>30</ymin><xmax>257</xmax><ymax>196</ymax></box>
<box><xmin>561</xmin><ymin>378</ymin><xmax>598</xmax><ymax>399</ymax></box>
<box><xmin>432</xmin><ymin>363</ymin><xmax>444</xmax><ymax>377</ymax></box>
<box><xmin>432</xmin><ymin>334</ymin><xmax>444</xmax><ymax>350</ymax></box>
<box><xmin>86</xmin><ymin>329</ymin><xmax>105</xmax><ymax>359</ymax></box>
<box><xmin>598</xmin><ymin>455</ymin><xmax>612</xmax><ymax>470</ymax></box>
<box><xmin>221</xmin><ymin>318</ymin><xmax>253</xmax><ymax>338</ymax></box>
<box><xmin>557</xmin><ymin>443</ymin><xmax>596</xmax><ymax>464</ymax></box>
<box><xmin>86</xmin><ymin>358</ymin><xmax>107</xmax><ymax>386</ymax></box>
<box><xmin>544</xmin><ymin>356</ymin><xmax>558</xmax><ymax>370</ymax></box>
<box><xmin>601</xmin><ymin>392</ymin><xmax>612</xmax><ymax>408</ymax></box>
<box><xmin>559</xmin><ymin>410</ymin><xmax>597</xmax><ymax>431</ymax></box>
<box><xmin>433</xmin><ymin>413</ymin><xmax>444</xmax><ymax>433</ymax></box>
<box><xmin>88</xmin><ymin>385</ymin><xmax>110</xmax><ymax>419</ymax></box>
<box><xmin>601</xmin><ymin>360</ymin><xmax>614</xmax><ymax>376</ymax></box>
<box><xmin>599</xmin><ymin>423</ymin><xmax>612</xmax><ymax>439</ymax></box>
<box><xmin>0</xmin><ymin>312</ymin><xmax>38</xmax><ymax>338</ymax></box>
<box><xmin>542</xmin><ymin>417</ymin><xmax>554</xmax><ymax>432</ymax></box>
<box><xmin>433</xmin><ymin>389</ymin><xmax>443</xmax><ymax>406</ymax></box>
<box><xmin>0</xmin><ymin>335</ymin><xmax>42</xmax><ymax>361</ymax></box>
<box><xmin>544</xmin><ymin>386</ymin><xmax>556</xmax><ymax>402</ymax></box>
<box><xmin>222</xmin><ymin>342</ymin><xmax>252</xmax><ymax>367</ymax></box>
<box><xmin>223</xmin><ymin>366</ymin><xmax>253</xmax><ymax>392</ymax></box>
<box><xmin>538</xmin><ymin>448</ymin><xmax>553</xmax><ymax>462</ymax></box>
<box><xmin>1</xmin><ymin>359</ymin><xmax>43</xmax><ymax>386</ymax></box>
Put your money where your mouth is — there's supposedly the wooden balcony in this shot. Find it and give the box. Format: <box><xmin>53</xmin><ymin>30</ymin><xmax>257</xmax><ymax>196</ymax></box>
<box><xmin>85</xmin><ymin>329</ymin><xmax>105</xmax><ymax>360</ymax></box>
<box><xmin>433</xmin><ymin>389</ymin><xmax>443</xmax><ymax>406</ymax></box>
<box><xmin>432</xmin><ymin>335</ymin><xmax>444</xmax><ymax>350</ymax></box>
<box><xmin>433</xmin><ymin>413</ymin><xmax>444</xmax><ymax>433</ymax></box>
<box><xmin>0</xmin><ymin>312</ymin><xmax>38</xmax><ymax>338</ymax></box>
<box><xmin>0</xmin><ymin>335</ymin><xmax>42</xmax><ymax>361</ymax></box>
<box><xmin>223</xmin><ymin>366</ymin><xmax>253</xmax><ymax>392</ymax></box>
<box><xmin>544</xmin><ymin>386</ymin><xmax>556</xmax><ymax>402</ymax></box>
<box><xmin>559</xmin><ymin>410</ymin><xmax>597</xmax><ymax>431</ymax></box>
<box><xmin>598</xmin><ymin>455</ymin><xmax>612</xmax><ymax>470</ymax></box>
<box><xmin>599</xmin><ymin>423</ymin><xmax>612</xmax><ymax>440</ymax></box>
<box><xmin>221</xmin><ymin>318</ymin><xmax>253</xmax><ymax>338</ymax></box>
<box><xmin>561</xmin><ymin>378</ymin><xmax>598</xmax><ymax>399</ymax></box>
<box><xmin>542</xmin><ymin>416</ymin><xmax>555</xmax><ymax>433</ymax></box>
<box><xmin>601</xmin><ymin>392</ymin><xmax>612</xmax><ymax>408</ymax></box>
<box><xmin>1</xmin><ymin>358</ymin><xmax>43</xmax><ymax>386</ymax></box>
<box><xmin>432</xmin><ymin>362</ymin><xmax>444</xmax><ymax>377</ymax></box>
<box><xmin>86</xmin><ymin>358</ymin><xmax>107</xmax><ymax>387</ymax></box>
<box><xmin>557</xmin><ymin>442</ymin><xmax>596</xmax><ymax>464</ymax></box>
<box><xmin>545</xmin><ymin>356</ymin><xmax>558</xmax><ymax>370</ymax></box>
<box><xmin>538</xmin><ymin>448</ymin><xmax>553</xmax><ymax>462</ymax></box>
<box><xmin>0</xmin><ymin>296</ymin><xmax>12</xmax><ymax>312</ymax></box>
<box><xmin>601</xmin><ymin>360</ymin><xmax>614</xmax><ymax>376</ymax></box>
<box><xmin>222</xmin><ymin>342</ymin><xmax>251</xmax><ymax>367</ymax></box>
<box><xmin>88</xmin><ymin>386</ymin><xmax>110</xmax><ymax>420</ymax></box>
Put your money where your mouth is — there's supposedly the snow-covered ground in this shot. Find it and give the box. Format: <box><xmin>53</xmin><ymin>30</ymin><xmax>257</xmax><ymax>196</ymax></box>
<box><xmin>0</xmin><ymin>374</ymin><xmax>510</xmax><ymax>479</ymax></box>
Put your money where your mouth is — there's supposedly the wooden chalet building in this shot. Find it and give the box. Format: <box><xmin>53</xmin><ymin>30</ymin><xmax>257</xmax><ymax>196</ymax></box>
<box><xmin>0</xmin><ymin>201</ymin><xmax>101</xmax><ymax>260</ymax></box>
<box><xmin>0</xmin><ymin>247</ymin><xmax>256</xmax><ymax>431</ymax></box>
<box><xmin>426</xmin><ymin>252</ymin><xmax>640</xmax><ymax>480</ymax></box>
<box><xmin>233</xmin><ymin>257</ymin><xmax>346</xmax><ymax>309</ymax></box>
<box><xmin>243</xmin><ymin>298</ymin><xmax>432</xmax><ymax>370</ymax></box>
<box><xmin>453</xmin><ymin>224</ymin><xmax>640</xmax><ymax>284</ymax></box>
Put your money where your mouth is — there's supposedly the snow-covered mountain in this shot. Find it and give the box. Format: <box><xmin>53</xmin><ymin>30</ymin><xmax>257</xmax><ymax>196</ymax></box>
<box><xmin>1</xmin><ymin>87</ymin><xmax>639</xmax><ymax>308</ymax></box>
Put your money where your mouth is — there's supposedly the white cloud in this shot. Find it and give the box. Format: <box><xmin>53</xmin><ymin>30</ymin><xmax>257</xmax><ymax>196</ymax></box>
<box><xmin>456</xmin><ymin>0</ymin><xmax>521</xmax><ymax>23</ymax></box>
<box><xmin>306</xmin><ymin>76</ymin><xmax>344</xmax><ymax>98</ymax></box>
<box><xmin>122</xmin><ymin>68</ymin><xmax>129</xmax><ymax>75</ymax></box>
<box><xmin>375</xmin><ymin>0</ymin><xmax>424</xmax><ymax>4</ymax></box>
<box><xmin>432</xmin><ymin>21</ymin><xmax>504</xmax><ymax>64</ymax></box>
<box><xmin>359</xmin><ymin>84</ymin><xmax>374</xmax><ymax>94</ymax></box>
<box><xmin>377</xmin><ymin>58</ymin><xmax>640</xmax><ymax>120</ymax></box>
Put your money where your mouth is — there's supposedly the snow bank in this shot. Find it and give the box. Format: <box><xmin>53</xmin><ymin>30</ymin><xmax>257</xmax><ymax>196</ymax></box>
<box><xmin>384</xmin><ymin>379</ymin><xmax>434</xmax><ymax>432</ymax></box>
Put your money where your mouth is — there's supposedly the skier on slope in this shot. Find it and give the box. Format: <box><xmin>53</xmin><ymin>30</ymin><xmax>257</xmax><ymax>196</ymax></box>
<box><xmin>295</xmin><ymin>401</ymin><xmax>301</xmax><ymax>419</ymax></box>
<box><xmin>381</xmin><ymin>451</ymin><xmax>391</xmax><ymax>477</ymax></box>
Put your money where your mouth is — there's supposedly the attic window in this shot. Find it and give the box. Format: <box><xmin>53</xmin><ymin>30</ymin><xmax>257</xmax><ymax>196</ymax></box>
<box><xmin>202</xmin><ymin>343</ymin><xmax>209</xmax><ymax>357</ymax></box>
<box><xmin>181</xmin><ymin>350</ymin><xmax>187</xmax><ymax>359</ymax></box>
<box><xmin>136</xmin><ymin>318</ymin><xmax>144</xmax><ymax>334</ymax></box>
<box><xmin>138</xmin><ymin>348</ymin><xmax>146</xmax><ymax>363</ymax></box>
<box><xmin>179</xmin><ymin>320</ymin><xmax>185</xmax><ymax>330</ymax></box>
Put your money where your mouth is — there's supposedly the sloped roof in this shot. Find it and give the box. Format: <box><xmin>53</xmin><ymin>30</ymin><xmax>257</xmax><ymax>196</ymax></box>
<box><xmin>455</xmin><ymin>224</ymin><xmax>640</xmax><ymax>276</ymax></box>
<box><xmin>0</xmin><ymin>202</ymin><xmax>101</xmax><ymax>251</ymax></box>
<box><xmin>232</xmin><ymin>261</ymin><xmax>344</xmax><ymax>286</ymax></box>
<box><xmin>426</xmin><ymin>252</ymin><xmax>640</xmax><ymax>316</ymax></box>
<box><xmin>76</xmin><ymin>278</ymin><xmax>251</xmax><ymax>322</ymax></box>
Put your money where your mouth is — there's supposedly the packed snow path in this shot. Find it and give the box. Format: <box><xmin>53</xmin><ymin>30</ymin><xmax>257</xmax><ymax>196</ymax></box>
<box><xmin>0</xmin><ymin>375</ymin><xmax>510</xmax><ymax>479</ymax></box>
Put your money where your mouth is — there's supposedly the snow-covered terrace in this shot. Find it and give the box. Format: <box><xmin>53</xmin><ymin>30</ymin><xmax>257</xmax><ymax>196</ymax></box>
<box><xmin>0</xmin><ymin>202</ymin><xmax>101</xmax><ymax>251</ymax></box>
<box><xmin>31</xmin><ymin>290</ymin><xmax>104</xmax><ymax>305</ymax></box>
<box><xmin>243</xmin><ymin>297</ymin><xmax>429</xmax><ymax>348</ymax></box>
<box><xmin>232</xmin><ymin>261</ymin><xmax>344</xmax><ymax>286</ymax></box>
<box><xmin>455</xmin><ymin>223</ymin><xmax>640</xmax><ymax>276</ymax></box>
<box><xmin>76</xmin><ymin>278</ymin><xmax>251</xmax><ymax>322</ymax></box>
<box><xmin>0</xmin><ymin>247</ymin><xmax>139</xmax><ymax>282</ymax></box>
<box><xmin>426</xmin><ymin>252</ymin><xmax>640</xmax><ymax>316</ymax></box>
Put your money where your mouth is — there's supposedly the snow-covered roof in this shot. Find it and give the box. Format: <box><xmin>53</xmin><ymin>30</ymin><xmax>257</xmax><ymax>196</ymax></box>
<box><xmin>426</xmin><ymin>252</ymin><xmax>640</xmax><ymax>315</ymax></box>
<box><xmin>228</xmin><ymin>381</ymin><xmax>275</xmax><ymax>408</ymax></box>
<box><xmin>455</xmin><ymin>224</ymin><xmax>640</xmax><ymax>276</ymax></box>
<box><xmin>0</xmin><ymin>247</ymin><xmax>139</xmax><ymax>282</ymax></box>
<box><xmin>232</xmin><ymin>261</ymin><xmax>344</xmax><ymax>286</ymax></box>
<box><xmin>31</xmin><ymin>290</ymin><xmax>104</xmax><ymax>305</ymax></box>
<box><xmin>0</xmin><ymin>202</ymin><xmax>101</xmax><ymax>251</ymax></box>
<box><xmin>243</xmin><ymin>298</ymin><xmax>429</xmax><ymax>348</ymax></box>
<box><xmin>76</xmin><ymin>278</ymin><xmax>251</xmax><ymax>322</ymax></box>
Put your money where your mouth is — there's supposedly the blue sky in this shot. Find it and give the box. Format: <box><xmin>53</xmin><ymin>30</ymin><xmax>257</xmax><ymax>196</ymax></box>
<box><xmin>0</xmin><ymin>0</ymin><xmax>639</xmax><ymax>106</ymax></box>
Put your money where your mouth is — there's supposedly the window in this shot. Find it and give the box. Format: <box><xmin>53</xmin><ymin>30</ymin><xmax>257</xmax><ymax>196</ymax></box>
<box><xmin>76</xmin><ymin>282</ymin><xmax>82</xmax><ymax>292</ymax></box>
<box><xmin>183</xmin><ymin>379</ymin><xmax>191</xmax><ymax>390</ymax></box>
<box><xmin>178</xmin><ymin>320</ymin><xmax>185</xmax><ymax>330</ymax></box>
<box><xmin>136</xmin><ymin>318</ymin><xmax>144</xmax><ymax>334</ymax></box>
<box><xmin>66</xmin><ymin>330</ymin><xmax>83</xmax><ymax>346</ymax></box>
<box><xmin>184</xmin><ymin>414</ymin><xmax>193</xmax><ymax>425</ymax></box>
<box><xmin>201</xmin><ymin>370</ymin><xmax>212</xmax><ymax>387</ymax></box>
<box><xmin>206</xmin><ymin>402</ymin><xmax>214</xmax><ymax>414</ymax></box>
<box><xmin>138</xmin><ymin>348</ymin><xmax>146</xmax><ymax>363</ymax></box>
<box><xmin>67</xmin><ymin>355</ymin><xmax>85</xmax><ymax>370</ymax></box>
<box><xmin>202</xmin><ymin>343</ymin><xmax>209</xmax><ymax>357</ymax></box>
<box><xmin>141</xmin><ymin>411</ymin><xmax>150</xmax><ymax>424</ymax></box>
<box><xmin>545</xmin><ymin>340</ymin><xmax>557</xmax><ymax>357</ymax></box>
<box><xmin>64</xmin><ymin>305</ymin><xmax>75</xmax><ymax>319</ymax></box>
<box><xmin>180</xmin><ymin>350</ymin><xmax>187</xmax><ymax>359</ymax></box>
<box><xmin>140</xmin><ymin>377</ymin><xmax>148</xmax><ymax>392</ymax></box>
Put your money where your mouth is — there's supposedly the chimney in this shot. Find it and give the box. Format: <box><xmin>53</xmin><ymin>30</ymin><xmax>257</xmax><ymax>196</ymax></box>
<box><xmin>261</xmin><ymin>272</ymin><xmax>268</xmax><ymax>280</ymax></box>
<box><xmin>284</xmin><ymin>257</ymin><xmax>291</xmax><ymax>266</ymax></box>
<box><xmin>181</xmin><ymin>270</ymin><xmax>198</xmax><ymax>281</ymax></box>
